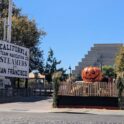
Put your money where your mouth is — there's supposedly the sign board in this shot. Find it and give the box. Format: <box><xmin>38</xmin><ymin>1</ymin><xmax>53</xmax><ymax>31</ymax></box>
<box><xmin>0</xmin><ymin>40</ymin><xmax>29</xmax><ymax>78</ymax></box>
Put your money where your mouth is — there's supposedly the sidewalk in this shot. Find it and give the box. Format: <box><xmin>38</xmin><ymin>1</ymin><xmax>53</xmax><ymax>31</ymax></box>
<box><xmin>0</xmin><ymin>97</ymin><xmax>124</xmax><ymax>115</ymax></box>
<box><xmin>0</xmin><ymin>96</ymin><xmax>53</xmax><ymax>113</ymax></box>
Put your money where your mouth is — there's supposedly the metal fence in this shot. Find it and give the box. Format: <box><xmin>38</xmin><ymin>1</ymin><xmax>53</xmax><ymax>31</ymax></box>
<box><xmin>58</xmin><ymin>82</ymin><xmax>121</xmax><ymax>97</ymax></box>
<box><xmin>0</xmin><ymin>88</ymin><xmax>53</xmax><ymax>97</ymax></box>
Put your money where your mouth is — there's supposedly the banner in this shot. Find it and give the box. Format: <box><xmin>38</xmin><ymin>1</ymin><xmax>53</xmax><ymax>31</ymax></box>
<box><xmin>0</xmin><ymin>40</ymin><xmax>29</xmax><ymax>78</ymax></box>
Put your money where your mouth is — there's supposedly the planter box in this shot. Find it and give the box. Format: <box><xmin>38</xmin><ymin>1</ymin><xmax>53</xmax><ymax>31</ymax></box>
<box><xmin>57</xmin><ymin>95</ymin><xmax>119</xmax><ymax>109</ymax></box>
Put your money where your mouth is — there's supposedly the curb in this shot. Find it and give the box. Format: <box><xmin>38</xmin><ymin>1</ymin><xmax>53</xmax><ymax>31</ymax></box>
<box><xmin>0</xmin><ymin>108</ymin><xmax>124</xmax><ymax>115</ymax></box>
<box><xmin>50</xmin><ymin>108</ymin><xmax>124</xmax><ymax>115</ymax></box>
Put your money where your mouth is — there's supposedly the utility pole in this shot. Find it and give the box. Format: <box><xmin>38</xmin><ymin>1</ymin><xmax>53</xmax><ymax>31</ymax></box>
<box><xmin>7</xmin><ymin>0</ymin><xmax>12</xmax><ymax>43</ymax></box>
<box><xmin>3</xmin><ymin>18</ymin><xmax>7</xmax><ymax>40</ymax></box>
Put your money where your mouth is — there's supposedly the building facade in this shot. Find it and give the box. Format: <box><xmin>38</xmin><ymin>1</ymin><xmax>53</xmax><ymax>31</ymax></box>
<box><xmin>72</xmin><ymin>43</ymin><xmax>123</xmax><ymax>77</ymax></box>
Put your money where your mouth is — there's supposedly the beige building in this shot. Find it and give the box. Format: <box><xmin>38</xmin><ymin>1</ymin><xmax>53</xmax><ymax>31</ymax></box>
<box><xmin>72</xmin><ymin>43</ymin><xmax>123</xmax><ymax>77</ymax></box>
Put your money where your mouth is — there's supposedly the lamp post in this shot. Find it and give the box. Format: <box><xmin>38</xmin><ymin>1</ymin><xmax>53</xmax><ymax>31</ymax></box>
<box><xmin>100</xmin><ymin>55</ymin><xmax>103</xmax><ymax>72</ymax></box>
<box><xmin>97</xmin><ymin>55</ymin><xmax>103</xmax><ymax>72</ymax></box>
<box><xmin>68</xmin><ymin>66</ymin><xmax>72</xmax><ymax>79</ymax></box>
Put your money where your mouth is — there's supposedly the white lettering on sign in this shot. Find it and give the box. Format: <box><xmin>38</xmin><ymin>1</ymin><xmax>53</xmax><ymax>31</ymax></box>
<box><xmin>0</xmin><ymin>40</ymin><xmax>29</xmax><ymax>78</ymax></box>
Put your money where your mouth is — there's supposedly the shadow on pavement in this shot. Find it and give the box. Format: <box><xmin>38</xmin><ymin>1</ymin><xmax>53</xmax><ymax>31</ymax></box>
<box><xmin>52</xmin><ymin>112</ymin><xmax>97</xmax><ymax>115</ymax></box>
<box><xmin>0</xmin><ymin>96</ymin><xmax>52</xmax><ymax>104</ymax></box>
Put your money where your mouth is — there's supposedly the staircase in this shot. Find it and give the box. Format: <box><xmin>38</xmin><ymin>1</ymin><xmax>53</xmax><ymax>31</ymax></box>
<box><xmin>72</xmin><ymin>43</ymin><xmax>123</xmax><ymax>77</ymax></box>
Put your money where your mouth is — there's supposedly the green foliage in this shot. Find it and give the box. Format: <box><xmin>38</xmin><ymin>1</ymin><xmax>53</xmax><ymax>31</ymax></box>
<box><xmin>30</xmin><ymin>47</ymin><xmax>44</xmax><ymax>73</ymax></box>
<box><xmin>52</xmin><ymin>71</ymin><xmax>62</xmax><ymax>108</ymax></box>
<box><xmin>102</xmin><ymin>65</ymin><xmax>115</xmax><ymax>78</ymax></box>
<box><xmin>57</xmin><ymin>68</ymin><xmax>68</xmax><ymax>81</ymax></box>
<box><xmin>0</xmin><ymin>0</ymin><xmax>46</xmax><ymax>73</ymax></box>
<box><xmin>116</xmin><ymin>75</ymin><xmax>124</xmax><ymax>109</ymax></box>
<box><xmin>45</xmin><ymin>49</ymin><xmax>61</xmax><ymax>83</ymax></box>
<box><xmin>116</xmin><ymin>76</ymin><xmax>124</xmax><ymax>98</ymax></box>
<box><xmin>0</xmin><ymin>0</ymin><xmax>21</xmax><ymax>18</ymax></box>
<box><xmin>115</xmin><ymin>47</ymin><xmax>124</xmax><ymax>108</ymax></box>
<box><xmin>115</xmin><ymin>46</ymin><xmax>124</xmax><ymax>74</ymax></box>
<box><xmin>75</xmin><ymin>74</ymin><xmax>82</xmax><ymax>81</ymax></box>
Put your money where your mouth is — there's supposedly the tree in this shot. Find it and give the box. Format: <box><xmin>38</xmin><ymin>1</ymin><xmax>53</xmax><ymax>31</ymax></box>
<box><xmin>115</xmin><ymin>46</ymin><xmax>124</xmax><ymax>105</ymax></box>
<box><xmin>0</xmin><ymin>0</ymin><xmax>46</xmax><ymax>73</ymax></box>
<box><xmin>52</xmin><ymin>71</ymin><xmax>62</xmax><ymax>107</ymax></box>
<box><xmin>116</xmin><ymin>76</ymin><xmax>124</xmax><ymax>109</ymax></box>
<box><xmin>117</xmin><ymin>76</ymin><xmax>124</xmax><ymax>98</ymax></box>
<box><xmin>30</xmin><ymin>46</ymin><xmax>44</xmax><ymax>73</ymax></box>
<box><xmin>45</xmin><ymin>49</ymin><xmax>61</xmax><ymax>83</ymax></box>
<box><xmin>0</xmin><ymin>0</ymin><xmax>21</xmax><ymax>18</ymax></box>
<box><xmin>115</xmin><ymin>46</ymin><xmax>124</xmax><ymax>74</ymax></box>
<box><xmin>102</xmin><ymin>65</ymin><xmax>115</xmax><ymax>78</ymax></box>
<box><xmin>57</xmin><ymin>68</ymin><xmax>68</xmax><ymax>81</ymax></box>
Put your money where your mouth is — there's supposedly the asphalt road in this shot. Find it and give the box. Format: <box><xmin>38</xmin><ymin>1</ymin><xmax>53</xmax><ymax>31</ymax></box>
<box><xmin>0</xmin><ymin>112</ymin><xmax>124</xmax><ymax>124</ymax></box>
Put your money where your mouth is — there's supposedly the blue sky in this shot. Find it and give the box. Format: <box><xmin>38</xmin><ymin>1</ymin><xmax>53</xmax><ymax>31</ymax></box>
<box><xmin>14</xmin><ymin>0</ymin><xmax>124</xmax><ymax>72</ymax></box>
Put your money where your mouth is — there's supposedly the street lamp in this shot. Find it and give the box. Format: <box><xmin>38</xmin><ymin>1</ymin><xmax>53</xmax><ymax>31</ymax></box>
<box><xmin>68</xmin><ymin>66</ymin><xmax>72</xmax><ymax>78</ymax></box>
<box><xmin>97</xmin><ymin>55</ymin><xmax>103</xmax><ymax>71</ymax></box>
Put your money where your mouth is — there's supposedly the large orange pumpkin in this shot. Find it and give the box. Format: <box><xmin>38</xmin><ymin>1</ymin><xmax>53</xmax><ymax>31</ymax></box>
<box><xmin>81</xmin><ymin>66</ymin><xmax>102</xmax><ymax>83</ymax></box>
